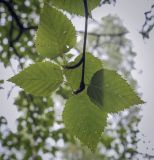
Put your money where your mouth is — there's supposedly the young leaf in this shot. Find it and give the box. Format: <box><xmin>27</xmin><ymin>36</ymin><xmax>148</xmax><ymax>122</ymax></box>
<box><xmin>35</xmin><ymin>4</ymin><xmax>76</xmax><ymax>59</ymax></box>
<box><xmin>63</xmin><ymin>92</ymin><xmax>107</xmax><ymax>151</ymax></box>
<box><xmin>48</xmin><ymin>0</ymin><xmax>100</xmax><ymax>16</ymax></box>
<box><xmin>8</xmin><ymin>62</ymin><xmax>63</xmax><ymax>96</ymax></box>
<box><xmin>87</xmin><ymin>69</ymin><xmax>144</xmax><ymax>112</ymax></box>
<box><xmin>64</xmin><ymin>53</ymin><xmax>102</xmax><ymax>90</ymax></box>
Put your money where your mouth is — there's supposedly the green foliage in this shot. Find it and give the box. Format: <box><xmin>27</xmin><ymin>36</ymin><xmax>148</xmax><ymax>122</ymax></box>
<box><xmin>0</xmin><ymin>0</ymin><xmax>42</xmax><ymax>67</ymax></box>
<box><xmin>0</xmin><ymin>80</ymin><xmax>4</xmax><ymax>84</ymax></box>
<box><xmin>77</xmin><ymin>15</ymin><xmax>136</xmax><ymax>85</ymax></box>
<box><xmin>35</xmin><ymin>5</ymin><xmax>76</xmax><ymax>59</ymax></box>
<box><xmin>7</xmin><ymin>2</ymin><xmax>144</xmax><ymax>151</ymax></box>
<box><xmin>64</xmin><ymin>53</ymin><xmax>102</xmax><ymax>90</ymax></box>
<box><xmin>101</xmin><ymin>133</ymin><xmax>114</xmax><ymax>148</ymax></box>
<box><xmin>87</xmin><ymin>69</ymin><xmax>144</xmax><ymax>112</ymax></box>
<box><xmin>56</xmin><ymin>85</ymin><xmax>72</xmax><ymax>99</ymax></box>
<box><xmin>0</xmin><ymin>80</ymin><xmax>4</xmax><ymax>90</ymax></box>
<box><xmin>1</xmin><ymin>1</ymin><xmax>144</xmax><ymax>154</ymax></box>
<box><xmin>9</xmin><ymin>62</ymin><xmax>63</xmax><ymax>96</ymax></box>
<box><xmin>48</xmin><ymin>0</ymin><xmax>100</xmax><ymax>16</ymax></box>
<box><xmin>0</xmin><ymin>91</ymin><xmax>68</xmax><ymax>159</ymax></box>
<box><xmin>63</xmin><ymin>92</ymin><xmax>107</xmax><ymax>151</ymax></box>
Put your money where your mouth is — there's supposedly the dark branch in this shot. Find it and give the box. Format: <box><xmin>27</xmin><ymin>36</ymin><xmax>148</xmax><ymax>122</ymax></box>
<box><xmin>140</xmin><ymin>3</ymin><xmax>154</xmax><ymax>39</ymax></box>
<box><xmin>78</xmin><ymin>30</ymin><xmax>128</xmax><ymax>37</ymax></box>
<box><xmin>73</xmin><ymin>0</ymin><xmax>89</xmax><ymax>94</ymax></box>
<box><xmin>100</xmin><ymin>0</ymin><xmax>116</xmax><ymax>6</ymax></box>
<box><xmin>0</xmin><ymin>0</ymin><xmax>37</xmax><ymax>41</ymax></box>
<box><xmin>64</xmin><ymin>30</ymin><xmax>127</xmax><ymax>69</ymax></box>
<box><xmin>64</xmin><ymin>57</ymin><xmax>83</xmax><ymax>69</ymax></box>
<box><xmin>0</xmin><ymin>0</ymin><xmax>23</xmax><ymax>29</ymax></box>
<box><xmin>0</xmin><ymin>0</ymin><xmax>37</xmax><ymax>68</ymax></box>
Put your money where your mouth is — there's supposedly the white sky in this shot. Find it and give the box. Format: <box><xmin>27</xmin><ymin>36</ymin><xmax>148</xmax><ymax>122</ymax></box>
<box><xmin>0</xmin><ymin>0</ymin><xmax>154</xmax><ymax>156</ymax></box>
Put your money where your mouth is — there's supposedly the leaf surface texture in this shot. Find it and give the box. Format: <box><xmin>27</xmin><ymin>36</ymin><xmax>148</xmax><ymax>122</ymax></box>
<box><xmin>87</xmin><ymin>69</ymin><xmax>144</xmax><ymax>112</ymax></box>
<box><xmin>35</xmin><ymin>5</ymin><xmax>76</xmax><ymax>59</ymax></box>
<box><xmin>9</xmin><ymin>62</ymin><xmax>63</xmax><ymax>96</ymax></box>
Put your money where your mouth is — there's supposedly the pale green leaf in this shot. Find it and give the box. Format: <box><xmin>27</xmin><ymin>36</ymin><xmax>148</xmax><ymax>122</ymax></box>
<box><xmin>8</xmin><ymin>62</ymin><xmax>63</xmax><ymax>96</ymax></box>
<box><xmin>48</xmin><ymin>0</ymin><xmax>100</xmax><ymax>16</ymax></box>
<box><xmin>63</xmin><ymin>92</ymin><xmax>107</xmax><ymax>151</ymax></box>
<box><xmin>35</xmin><ymin>5</ymin><xmax>76</xmax><ymax>59</ymax></box>
<box><xmin>64</xmin><ymin>53</ymin><xmax>102</xmax><ymax>90</ymax></box>
<box><xmin>87</xmin><ymin>69</ymin><xmax>144</xmax><ymax>112</ymax></box>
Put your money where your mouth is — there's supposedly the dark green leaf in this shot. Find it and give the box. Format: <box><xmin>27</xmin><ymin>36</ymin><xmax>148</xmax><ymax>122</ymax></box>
<box><xmin>0</xmin><ymin>80</ymin><xmax>4</xmax><ymax>84</ymax></box>
<box><xmin>87</xmin><ymin>69</ymin><xmax>144</xmax><ymax>112</ymax></box>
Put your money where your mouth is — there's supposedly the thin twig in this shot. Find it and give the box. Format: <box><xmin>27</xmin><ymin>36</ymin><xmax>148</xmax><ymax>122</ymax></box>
<box><xmin>140</xmin><ymin>3</ymin><xmax>154</xmax><ymax>38</ymax></box>
<box><xmin>0</xmin><ymin>0</ymin><xmax>37</xmax><ymax>68</ymax></box>
<box><xmin>63</xmin><ymin>57</ymin><xmax>83</xmax><ymax>69</ymax></box>
<box><xmin>0</xmin><ymin>0</ymin><xmax>23</xmax><ymax>29</ymax></box>
<box><xmin>78</xmin><ymin>30</ymin><xmax>127</xmax><ymax>37</ymax></box>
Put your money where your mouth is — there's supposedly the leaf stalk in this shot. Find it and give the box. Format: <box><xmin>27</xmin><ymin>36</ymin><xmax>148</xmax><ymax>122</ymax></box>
<box><xmin>73</xmin><ymin>0</ymin><xmax>89</xmax><ymax>94</ymax></box>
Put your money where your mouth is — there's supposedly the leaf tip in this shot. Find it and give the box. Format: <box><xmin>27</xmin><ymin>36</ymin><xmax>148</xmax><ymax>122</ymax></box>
<box><xmin>7</xmin><ymin>77</ymin><xmax>14</xmax><ymax>83</ymax></box>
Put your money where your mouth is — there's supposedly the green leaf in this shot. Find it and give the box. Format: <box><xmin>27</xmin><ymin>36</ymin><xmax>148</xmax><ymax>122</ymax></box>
<box><xmin>56</xmin><ymin>86</ymin><xmax>72</xmax><ymax>99</ymax></box>
<box><xmin>0</xmin><ymin>80</ymin><xmax>4</xmax><ymax>84</ymax></box>
<box><xmin>63</xmin><ymin>92</ymin><xmax>107</xmax><ymax>151</ymax></box>
<box><xmin>8</xmin><ymin>62</ymin><xmax>63</xmax><ymax>96</ymax></box>
<box><xmin>0</xmin><ymin>80</ymin><xmax>4</xmax><ymax>90</ymax></box>
<box><xmin>35</xmin><ymin>4</ymin><xmax>76</xmax><ymax>59</ymax></box>
<box><xmin>48</xmin><ymin>0</ymin><xmax>100</xmax><ymax>16</ymax></box>
<box><xmin>87</xmin><ymin>69</ymin><xmax>144</xmax><ymax>112</ymax></box>
<box><xmin>101</xmin><ymin>133</ymin><xmax>114</xmax><ymax>148</ymax></box>
<box><xmin>64</xmin><ymin>53</ymin><xmax>102</xmax><ymax>90</ymax></box>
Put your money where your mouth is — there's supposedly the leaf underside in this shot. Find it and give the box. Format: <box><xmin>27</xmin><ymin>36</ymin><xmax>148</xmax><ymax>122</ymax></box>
<box><xmin>9</xmin><ymin>62</ymin><xmax>63</xmax><ymax>96</ymax></box>
<box><xmin>63</xmin><ymin>92</ymin><xmax>107</xmax><ymax>152</ymax></box>
<box><xmin>35</xmin><ymin>4</ymin><xmax>76</xmax><ymax>59</ymax></box>
<box><xmin>87</xmin><ymin>69</ymin><xmax>144</xmax><ymax>112</ymax></box>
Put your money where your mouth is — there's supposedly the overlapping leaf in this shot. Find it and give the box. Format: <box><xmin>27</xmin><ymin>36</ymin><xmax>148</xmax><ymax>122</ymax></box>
<box><xmin>35</xmin><ymin>5</ymin><xmax>76</xmax><ymax>59</ymax></box>
<box><xmin>48</xmin><ymin>0</ymin><xmax>100</xmax><ymax>16</ymax></box>
<box><xmin>9</xmin><ymin>62</ymin><xmax>63</xmax><ymax>96</ymax></box>
<box><xmin>87</xmin><ymin>69</ymin><xmax>144</xmax><ymax>112</ymax></box>
<box><xmin>63</xmin><ymin>92</ymin><xmax>107</xmax><ymax>151</ymax></box>
<box><xmin>64</xmin><ymin>53</ymin><xmax>102</xmax><ymax>90</ymax></box>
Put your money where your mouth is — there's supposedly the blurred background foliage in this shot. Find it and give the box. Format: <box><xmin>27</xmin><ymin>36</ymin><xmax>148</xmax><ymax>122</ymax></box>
<box><xmin>0</xmin><ymin>0</ymin><xmax>154</xmax><ymax>159</ymax></box>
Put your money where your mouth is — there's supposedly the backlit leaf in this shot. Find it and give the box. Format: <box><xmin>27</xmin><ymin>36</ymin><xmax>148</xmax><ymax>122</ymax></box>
<box><xmin>9</xmin><ymin>62</ymin><xmax>63</xmax><ymax>96</ymax></box>
<box><xmin>35</xmin><ymin>5</ymin><xmax>76</xmax><ymax>59</ymax></box>
<box><xmin>63</xmin><ymin>92</ymin><xmax>107</xmax><ymax>151</ymax></box>
<box><xmin>49</xmin><ymin>0</ymin><xmax>100</xmax><ymax>16</ymax></box>
<box><xmin>64</xmin><ymin>53</ymin><xmax>102</xmax><ymax>90</ymax></box>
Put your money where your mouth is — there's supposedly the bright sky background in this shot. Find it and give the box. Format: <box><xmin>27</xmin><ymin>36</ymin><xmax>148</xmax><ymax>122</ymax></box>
<box><xmin>0</xmin><ymin>0</ymin><xmax>154</xmax><ymax>156</ymax></box>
